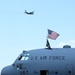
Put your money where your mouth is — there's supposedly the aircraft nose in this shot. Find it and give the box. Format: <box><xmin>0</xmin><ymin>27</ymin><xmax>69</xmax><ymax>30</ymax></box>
<box><xmin>1</xmin><ymin>65</ymin><xmax>14</xmax><ymax>75</ymax></box>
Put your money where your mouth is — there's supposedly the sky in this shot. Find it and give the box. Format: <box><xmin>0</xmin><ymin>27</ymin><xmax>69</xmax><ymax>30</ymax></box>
<box><xmin>0</xmin><ymin>0</ymin><xmax>75</xmax><ymax>72</ymax></box>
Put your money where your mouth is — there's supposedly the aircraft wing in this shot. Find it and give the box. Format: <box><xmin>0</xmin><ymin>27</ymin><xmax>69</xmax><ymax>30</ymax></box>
<box><xmin>25</xmin><ymin>10</ymin><xmax>34</xmax><ymax>15</ymax></box>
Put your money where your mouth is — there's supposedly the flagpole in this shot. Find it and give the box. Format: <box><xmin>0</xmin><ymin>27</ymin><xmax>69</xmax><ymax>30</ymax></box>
<box><xmin>46</xmin><ymin>38</ymin><xmax>52</xmax><ymax>50</ymax></box>
<box><xmin>46</xmin><ymin>29</ymin><xmax>52</xmax><ymax>50</ymax></box>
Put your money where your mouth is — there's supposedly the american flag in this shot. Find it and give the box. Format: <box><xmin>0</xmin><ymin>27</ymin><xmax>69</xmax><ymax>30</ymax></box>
<box><xmin>47</xmin><ymin>29</ymin><xmax>59</xmax><ymax>40</ymax></box>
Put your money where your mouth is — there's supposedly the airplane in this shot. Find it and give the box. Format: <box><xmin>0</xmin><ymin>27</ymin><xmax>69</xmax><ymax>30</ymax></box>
<box><xmin>24</xmin><ymin>10</ymin><xmax>34</xmax><ymax>15</ymax></box>
<box><xmin>1</xmin><ymin>45</ymin><xmax>75</xmax><ymax>75</ymax></box>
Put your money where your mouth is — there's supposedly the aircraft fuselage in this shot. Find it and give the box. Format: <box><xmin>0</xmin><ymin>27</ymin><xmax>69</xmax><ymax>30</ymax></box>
<box><xmin>1</xmin><ymin>45</ymin><xmax>75</xmax><ymax>75</ymax></box>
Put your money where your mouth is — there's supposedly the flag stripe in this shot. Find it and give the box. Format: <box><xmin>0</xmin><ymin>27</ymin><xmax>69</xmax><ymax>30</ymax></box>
<box><xmin>47</xmin><ymin>29</ymin><xmax>59</xmax><ymax>40</ymax></box>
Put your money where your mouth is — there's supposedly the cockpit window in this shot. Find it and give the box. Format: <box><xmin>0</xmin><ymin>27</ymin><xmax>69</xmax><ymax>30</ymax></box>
<box><xmin>18</xmin><ymin>53</ymin><xmax>29</xmax><ymax>61</ymax></box>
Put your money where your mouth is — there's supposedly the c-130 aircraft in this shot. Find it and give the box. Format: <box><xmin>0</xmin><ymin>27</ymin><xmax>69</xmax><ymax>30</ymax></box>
<box><xmin>1</xmin><ymin>45</ymin><xmax>75</xmax><ymax>75</ymax></box>
<box><xmin>24</xmin><ymin>10</ymin><xmax>34</xmax><ymax>15</ymax></box>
